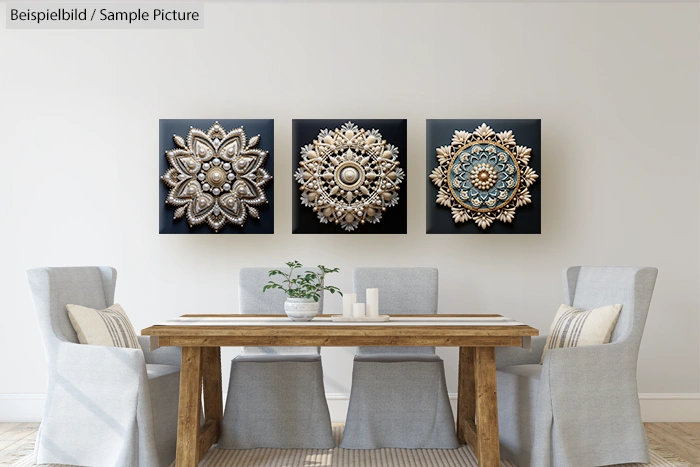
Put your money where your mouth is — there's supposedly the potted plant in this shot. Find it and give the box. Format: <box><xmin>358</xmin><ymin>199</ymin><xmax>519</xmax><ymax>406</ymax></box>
<box><xmin>263</xmin><ymin>261</ymin><xmax>342</xmax><ymax>321</ymax></box>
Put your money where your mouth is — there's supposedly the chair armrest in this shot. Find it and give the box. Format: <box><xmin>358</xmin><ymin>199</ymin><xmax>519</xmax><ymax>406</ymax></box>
<box><xmin>42</xmin><ymin>341</ymin><xmax>150</xmax><ymax>465</ymax></box>
<box><xmin>543</xmin><ymin>341</ymin><xmax>637</xmax><ymax>391</ymax></box>
<box><xmin>54</xmin><ymin>340</ymin><xmax>146</xmax><ymax>383</ymax></box>
<box><xmin>49</xmin><ymin>341</ymin><xmax>147</xmax><ymax>417</ymax></box>
<box><xmin>537</xmin><ymin>340</ymin><xmax>644</xmax><ymax>448</ymax></box>
<box><xmin>496</xmin><ymin>335</ymin><xmax>547</xmax><ymax>369</ymax></box>
<box><xmin>138</xmin><ymin>336</ymin><xmax>182</xmax><ymax>367</ymax></box>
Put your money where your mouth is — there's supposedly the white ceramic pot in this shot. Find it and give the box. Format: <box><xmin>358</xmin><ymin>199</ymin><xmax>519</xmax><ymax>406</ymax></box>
<box><xmin>284</xmin><ymin>297</ymin><xmax>319</xmax><ymax>321</ymax></box>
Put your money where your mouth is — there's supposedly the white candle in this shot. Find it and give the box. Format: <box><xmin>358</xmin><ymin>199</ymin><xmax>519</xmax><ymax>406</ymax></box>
<box><xmin>366</xmin><ymin>288</ymin><xmax>379</xmax><ymax>318</ymax></box>
<box><xmin>342</xmin><ymin>293</ymin><xmax>356</xmax><ymax>318</ymax></box>
<box><xmin>353</xmin><ymin>302</ymin><xmax>366</xmax><ymax>319</ymax></box>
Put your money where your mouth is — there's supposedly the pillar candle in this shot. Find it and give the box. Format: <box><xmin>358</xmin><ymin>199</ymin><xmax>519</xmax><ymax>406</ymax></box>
<box><xmin>366</xmin><ymin>288</ymin><xmax>379</xmax><ymax>318</ymax></box>
<box><xmin>342</xmin><ymin>293</ymin><xmax>356</xmax><ymax>318</ymax></box>
<box><xmin>353</xmin><ymin>302</ymin><xmax>366</xmax><ymax>319</ymax></box>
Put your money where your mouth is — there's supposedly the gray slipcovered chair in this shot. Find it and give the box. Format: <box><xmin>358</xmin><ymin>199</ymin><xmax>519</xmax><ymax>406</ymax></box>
<box><xmin>495</xmin><ymin>266</ymin><xmax>658</xmax><ymax>467</ymax></box>
<box><xmin>340</xmin><ymin>267</ymin><xmax>459</xmax><ymax>449</ymax></box>
<box><xmin>217</xmin><ymin>267</ymin><xmax>334</xmax><ymax>449</ymax></box>
<box><xmin>26</xmin><ymin>266</ymin><xmax>181</xmax><ymax>467</ymax></box>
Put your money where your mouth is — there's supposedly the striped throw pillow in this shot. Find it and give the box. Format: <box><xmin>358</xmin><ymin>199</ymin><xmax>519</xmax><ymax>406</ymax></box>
<box><xmin>541</xmin><ymin>303</ymin><xmax>622</xmax><ymax>363</ymax></box>
<box><xmin>66</xmin><ymin>303</ymin><xmax>140</xmax><ymax>349</ymax></box>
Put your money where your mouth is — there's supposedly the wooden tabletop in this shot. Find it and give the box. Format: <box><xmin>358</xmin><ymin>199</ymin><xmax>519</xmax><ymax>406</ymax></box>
<box><xmin>141</xmin><ymin>314</ymin><xmax>538</xmax><ymax>348</ymax></box>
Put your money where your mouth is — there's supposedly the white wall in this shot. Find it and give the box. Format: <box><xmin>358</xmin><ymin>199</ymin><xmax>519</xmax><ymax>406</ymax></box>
<box><xmin>0</xmin><ymin>1</ymin><xmax>698</xmax><ymax>420</ymax></box>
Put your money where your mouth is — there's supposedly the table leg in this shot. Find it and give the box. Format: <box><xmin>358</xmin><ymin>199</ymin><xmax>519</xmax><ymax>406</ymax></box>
<box><xmin>176</xmin><ymin>346</ymin><xmax>203</xmax><ymax>467</ymax></box>
<box><xmin>457</xmin><ymin>347</ymin><xmax>476</xmax><ymax>444</ymax></box>
<box><xmin>474</xmin><ymin>346</ymin><xmax>500</xmax><ymax>467</ymax></box>
<box><xmin>199</xmin><ymin>347</ymin><xmax>223</xmax><ymax>460</ymax></box>
<box><xmin>458</xmin><ymin>347</ymin><xmax>500</xmax><ymax>467</ymax></box>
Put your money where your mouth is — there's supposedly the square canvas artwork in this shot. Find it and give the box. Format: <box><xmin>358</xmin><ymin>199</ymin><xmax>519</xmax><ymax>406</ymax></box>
<box><xmin>292</xmin><ymin>119</ymin><xmax>407</xmax><ymax>234</ymax></box>
<box><xmin>426</xmin><ymin>119</ymin><xmax>541</xmax><ymax>234</ymax></box>
<box><xmin>159</xmin><ymin>119</ymin><xmax>274</xmax><ymax>234</ymax></box>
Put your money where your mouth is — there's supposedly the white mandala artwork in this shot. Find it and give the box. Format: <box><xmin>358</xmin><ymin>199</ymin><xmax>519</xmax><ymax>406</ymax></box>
<box><xmin>161</xmin><ymin>122</ymin><xmax>272</xmax><ymax>232</ymax></box>
<box><xmin>430</xmin><ymin>123</ymin><xmax>538</xmax><ymax>229</ymax></box>
<box><xmin>296</xmin><ymin>122</ymin><xmax>404</xmax><ymax>232</ymax></box>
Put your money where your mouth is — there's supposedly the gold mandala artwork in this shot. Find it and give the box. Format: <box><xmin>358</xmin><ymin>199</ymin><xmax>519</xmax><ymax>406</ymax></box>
<box><xmin>430</xmin><ymin>123</ymin><xmax>538</xmax><ymax>229</ymax></box>
<box><xmin>296</xmin><ymin>122</ymin><xmax>404</xmax><ymax>232</ymax></box>
<box><xmin>161</xmin><ymin>122</ymin><xmax>272</xmax><ymax>232</ymax></box>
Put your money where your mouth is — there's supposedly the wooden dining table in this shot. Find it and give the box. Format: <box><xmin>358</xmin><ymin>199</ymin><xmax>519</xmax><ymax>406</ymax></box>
<box><xmin>141</xmin><ymin>314</ymin><xmax>538</xmax><ymax>467</ymax></box>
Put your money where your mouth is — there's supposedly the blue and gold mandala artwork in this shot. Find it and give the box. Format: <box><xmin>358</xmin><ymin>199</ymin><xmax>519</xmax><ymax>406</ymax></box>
<box><xmin>430</xmin><ymin>123</ymin><xmax>538</xmax><ymax>229</ymax></box>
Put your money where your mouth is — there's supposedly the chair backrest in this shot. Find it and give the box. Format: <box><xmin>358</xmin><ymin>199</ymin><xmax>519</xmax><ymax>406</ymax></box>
<box><xmin>353</xmin><ymin>267</ymin><xmax>438</xmax><ymax>315</ymax></box>
<box><xmin>26</xmin><ymin>267</ymin><xmax>117</xmax><ymax>360</ymax></box>
<box><xmin>353</xmin><ymin>267</ymin><xmax>438</xmax><ymax>356</ymax></box>
<box><xmin>238</xmin><ymin>267</ymin><xmax>322</xmax><ymax>355</ymax></box>
<box><xmin>563</xmin><ymin>266</ymin><xmax>657</xmax><ymax>350</ymax></box>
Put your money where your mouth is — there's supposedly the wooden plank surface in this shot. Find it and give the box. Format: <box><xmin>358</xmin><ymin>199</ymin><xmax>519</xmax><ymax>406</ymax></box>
<box><xmin>165</xmin><ymin>335</ymin><xmax>524</xmax><ymax>348</ymax></box>
<box><xmin>0</xmin><ymin>439</ymin><xmax>33</xmax><ymax>465</ymax></box>
<box><xmin>0</xmin><ymin>423</ymin><xmax>40</xmax><ymax>465</ymax></box>
<box><xmin>176</xmin><ymin>346</ymin><xmax>203</xmax><ymax>467</ymax></box>
<box><xmin>202</xmin><ymin>347</ymin><xmax>223</xmax><ymax>443</ymax></box>
<box><xmin>142</xmin><ymin>314</ymin><xmax>539</xmax><ymax>340</ymax></box>
<box><xmin>646</xmin><ymin>422</ymin><xmax>700</xmax><ymax>465</ymax></box>
<box><xmin>142</xmin><ymin>311</ymin><xmax>537</xmax><ymax>348</ymax></box>
<box><xmin>457</xmin><ymin>347</ymin><xmax>476</xmax><ymax>444</ymax></box>
<box><xmin>0</xmin><ymin>423</ymin><xmax>37</xmax><ymax>444</ymax></box>
<box><xmin>143</xmin><ymin>313</ymin><xmax>537</xmax><ymax>466</ymax></box>
<box><xmin>143</xmin><ymin>326</ymin><xmax>538</xmax><ymax>337</ymax></box>
<box><xmin>198</xmin><ymin>420</ymin><xmax>219</xmax><ymax>462</ymax></box>
<box><xmin>143</xmin><ymin>321</ymin><xmax>538</xmax><ymax>339</ymax></box>
<box><xmin>462</xmin><ymin>419</ymin><xmax>479</xmax><ymax>458</ymax></box>
<box><xmin>0</xmin><ymin>424</ymin><xmax>20</xmax><ymax>437</ymax></box>
<box><xmin>474</xmin><ymin>347</ymin><xmax>500</xmax><ymax>467</ymax></box>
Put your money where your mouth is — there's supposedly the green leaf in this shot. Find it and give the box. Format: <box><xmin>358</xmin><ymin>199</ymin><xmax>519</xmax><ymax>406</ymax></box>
<box><xmin>265</xmin><ymin>262</ymin><xmax>340</xmax><ymax>300</ymax></box>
